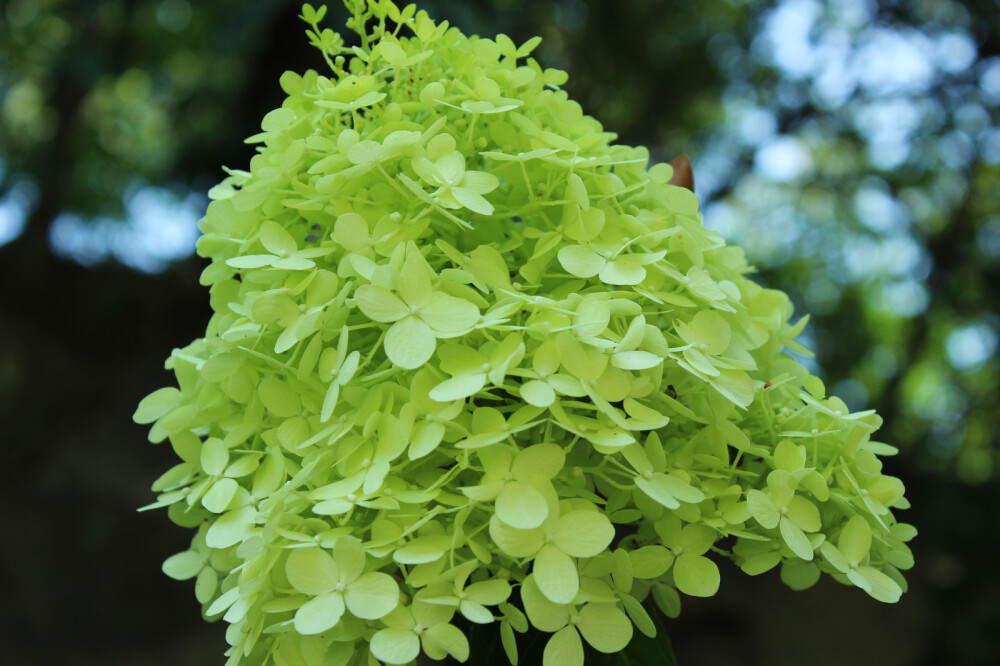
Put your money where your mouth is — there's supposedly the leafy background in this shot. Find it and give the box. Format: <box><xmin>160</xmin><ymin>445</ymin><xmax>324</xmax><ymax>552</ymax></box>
<box><xmin>0</xmin><ymin>0</ymin><xmax>998</xmax><ymax>664</ymax></box>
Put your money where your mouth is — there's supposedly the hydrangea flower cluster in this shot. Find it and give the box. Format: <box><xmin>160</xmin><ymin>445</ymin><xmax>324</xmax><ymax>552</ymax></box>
<box><xmin>135</xmin><ymin>2</ymin><xmax>915</xmax><ymax>664</ymax></box>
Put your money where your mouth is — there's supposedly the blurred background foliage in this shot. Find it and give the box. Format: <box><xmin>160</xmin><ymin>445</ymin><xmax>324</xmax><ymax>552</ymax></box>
<box><xmin>1</xmin><ymin>0</ymin><xmax>998</xmax><ymax>664</ymax></box>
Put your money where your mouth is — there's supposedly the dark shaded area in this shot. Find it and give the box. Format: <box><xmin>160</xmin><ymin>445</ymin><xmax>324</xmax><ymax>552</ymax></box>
<box><xmin>1</xmin><ymin>0</ymin><xmax>998</xmax><ymax>664</ymax></box>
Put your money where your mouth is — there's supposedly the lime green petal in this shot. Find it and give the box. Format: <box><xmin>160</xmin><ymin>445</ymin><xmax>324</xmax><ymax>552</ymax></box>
<box><xmin>786</xmin><ymin>496</ymin><xmax>822</xmax><ymax>533</ymax></box>
<box><xmin>779</xmin><ymin>516</ymin><xmax>814</xmax><ymax>561</ymax></box>
<box><xmin>460</xmin><ymin>600</ymin><xmax>494</xmax><ymax>624</ymax></box>
<box><xmin>286</xmin><ymin>547</ymin><xmax>340</xmax><ymax>596</ymax></box>
<box><xmin>423</xmin><ymin>623</ymin><xmax>470</xmax><ymax>662</ymax></box>
<box><xmin>429</xmin><ymin>372</ymin><xmax>487</xmax><ymax>402</ymax></box>
<box><xmin>133</xmin><ymin>387</ymin><xmax>182</xmax><ymax>424</ymax></box>
<box><xmin>345</xmin><ymin>571</ymin><xmax>399</xmax><ymax>619</ymax></box>
<box><xmin>634</xmin><ymin>475</ymin><xmax>679</xmax><ymax>509</ymax></box>
<box><xmin>543</xmin><ymin>627</ymin><xmax>584</xmax><ymax>666</ymax></box>
<box><xmin>293</xmin><ymin>591</ymin><xmax>345</xmax><ymax>635</ymax></box>
<box><xmin>534</xmin><ymin>543</ymin><xmax>579</xmax><ymax>604</ymax></box>
<box><xmin>496</xmin><ymin>481</ymin><xmax>549</xmax><ymax>529</ymax></box>
<box><xmin>673</xmin><ymin>554</ymin><xmax>720</xmax><ymax>597</ymax></box>
<box><xmin>780</xmin><ymin>561</ymin><xmax>821</xmax><ymax>591</ymax></box>
<box><xmin>398</xmin><ymin>250</ymin><xmax>434</xmax><ymax>307</ymax></box>
<box><xmin>333</xmin><ymin>212</ymin><xmax>370</xmax><ymax>251</ymax></box>
<box><xmin>680</xmin><ymin>524</ymin><xmax>718</xmax><ymax>555</ymax></box>
<box><xmin>629</xmin><ymin>546</ymin><xmax>674</xmax><ymax>579</ymax></box>
<box><xmin>464</xmin><ymin>578</ymin><xmax>512</xmax><ymax>606</ymax></box>
<box><xmin>612</xmin><ymin>351</ymin><xmax>663</xmax><ymax>370</ymax></box>
<box><xmin>202</xmin><ymin>478</ymin><xmax>238</xmax><ymax>513</ymax></box>
<box><xmin>489</xmin><ymin>516</ymin><xmax>545</xmax><ymax>558</ymax></box>
<box><xmin>599</xmin><ymin>258</ymin><xmax>646</xmax><ymax>286</ymax></box>
<box><xmin>332</xmin><ymin>536</ymin><xmax>365</xmax><ymax>584</ymax></box>
<box><xmin>162</xmin><ymin>551</ymin><xmax>204</xmax><ymax>581</ymax></box>
<box><xmin>660</xmin><ymin>474</ymin><xmax>706</xmax><ymax>505</ymax></box>
<box><xmin>420</xmin><ymin>293</ymin><xmax>480</xmax><ymax>333</ymax></box>
<box><xmin>689</xmin><ymin>310</ymin><xmax>731</xmax><ymax>355</ymax></box>
<box><xmin>453</xmin><ymin>187</ymin><xmax>494</xmax><ymax>215</ymax></box>
<box><xmin>370</xmin><ymin>628</ymin><xmax>420</xmax><ymax>665</ymax></box>
<box><xmin>838</xmin><ymin>515</ymin><xmax>873</xmax><ymax>564</ymax></box>
<box><xmin>819</xmin><ymin>541</ymin><xmax>850</xmax><ymax>573</ymax></box>
<box><xmin>576</xmin><ymin>603</ymin><xmax>633</xmax><ymax>653</ymax></box>
<box><xmin>520</xmin><ymin>379</ymin><xmax>556</xmax><ymax>407</ymax></box>
<box><xmin>354</xmin><ymin>285</ymin><xmax>409</xmax><ymax>323</ymax></box>
<box><xmin>384</xmin><ymin>316</ymin><xmax>437</xmax><ymax>370</ymax></box>
<box><xmin>520</xmin><ymin>575</ymin><xmax>570</xmax><ymax>633</ymax></box>
<box><xmin>205</xmin><ymin>505</ymin><xmax>255</xmax><ymax>549</ymax></box>
<box><xmin>553</xmin><ymin>511</ymin><xmax>615</xmax><ymax>558</ymax></box>
<box><xmin>747</xmin><ymin>489</ymin><xmax>780</xmax><ymax>529</ymax></box>
<box><xmin>512</xmin><ymin>444</ymin><xmax>566</xmax><ymax>480</ymax></box>
<box><xmin>853</xmin><ymin>566</ymin><xmax>903</xmax><ymax>603</ymax></box>
<box><xmin>557</xmin><ymin>245</ymin><xmax>604</xmax><ymax>278</ymax></box>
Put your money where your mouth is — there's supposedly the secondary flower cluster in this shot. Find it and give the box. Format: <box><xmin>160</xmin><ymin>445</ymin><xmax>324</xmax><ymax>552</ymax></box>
<box><xmin>136</xmin><ymin>2</ymin><xmax>915</xmax><ymax>664</ymax></box>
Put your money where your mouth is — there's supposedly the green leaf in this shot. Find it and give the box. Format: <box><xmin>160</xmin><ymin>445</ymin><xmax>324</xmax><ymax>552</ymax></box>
<box><xmin>384</xmin><ymin>316</ymin><xmax>437</xmax><ymax>369</ymax></box>
<box><xmin>673</xmin><ymin>554</ymin><xmax>720</xmax><ymax>597</ymax></box>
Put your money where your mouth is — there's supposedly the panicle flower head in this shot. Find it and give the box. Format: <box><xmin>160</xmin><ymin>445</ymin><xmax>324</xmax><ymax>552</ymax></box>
<box><xmin>137</xmin><ymin>2</ymin><xmax>915</xmax><ymax>663</ymax></box>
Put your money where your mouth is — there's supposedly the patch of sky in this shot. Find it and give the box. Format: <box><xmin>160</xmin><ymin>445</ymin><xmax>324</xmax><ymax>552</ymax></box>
<box><xmin>979</xmin><ymin>57</ymin><xmax>1000</xmax><ymax>105</ymax></box>
<box><xmin>49</xmin><ymin>183</ymin><xmax>202</xmax><ymax>273</ymax></box>
<box><xmin>754</xmin><ymin>0</ymin><xmax>822</xmax><ymax>79</ymax></box>
<box><xmin>946</xmin><ymin>323</ymin><xmax>998</xmax><ymax>371</ymax></box>
<box><xmin>852</xmin><ymin>181</ymin><xmax>911</xmax><ymax>235</ymax></box>
<box><xmin>841</xmin><ymin>235</ymin><xmax>926</xmax><ymax>283</ymax></box>
<box><xmin>877</xmin><ymin>279</ymin><xmax>929</xmax><ymax>317</ymax></box>
<box><xmin>754</xmin><ymin>135</ymin><xmax>813</xmax><ymax>182</ymax></box>
<box><xmin>855</xmin><ymin>28</ymin><xmax>935</xmax><ymax>96</ymax></box>
<box><xmin>979</xmin><ymin>128</ymin><xmax>1000</xmax><ymax>165</ymax></box>
<box><xmin>934</xmin><ymin>32</ymin><xmax>977</xmax><ymax>74</ymax></box>
<box><xmin>0</xmin><ymin>178</ymin><xmax>37</xmax><ymax>247</ymax></box>
<box><xmin>832</xmin><ymin>378</ymin><xmax>869</xmax><ymax>412</ymax></box>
